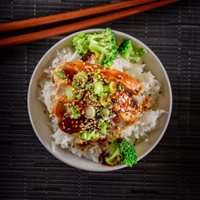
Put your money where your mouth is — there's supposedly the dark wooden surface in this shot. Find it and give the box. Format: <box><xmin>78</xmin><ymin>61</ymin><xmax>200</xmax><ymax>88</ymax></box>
<box><xmin>0</xmin><ymin>0</ymin><xmax>199</xmax><ymax>199</ymax></box>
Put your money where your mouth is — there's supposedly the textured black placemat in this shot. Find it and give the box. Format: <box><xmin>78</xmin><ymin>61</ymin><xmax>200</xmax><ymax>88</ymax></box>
<box><xmin>0</xmin><ymin>0</ymin><xmax>200</xmax><ymax>199</ymax></box>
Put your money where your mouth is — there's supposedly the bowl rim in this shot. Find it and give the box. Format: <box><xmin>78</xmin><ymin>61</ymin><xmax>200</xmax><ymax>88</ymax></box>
<box><xmin>28</xmin><ymin>28</ymin><xmax>173</xmax><ymax>172</ymax></box>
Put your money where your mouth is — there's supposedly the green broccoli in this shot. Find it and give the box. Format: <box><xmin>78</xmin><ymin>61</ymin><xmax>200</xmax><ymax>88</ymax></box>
<box><xmin>105</xmin><ymin>139</ymin><xmax>121</xmax><ymax>166</ymax></box>
<box><xmin>118</xmin><ymin>39</ymin><xmax>147</xmax><ymax>63</ymax></box>
<box><xmin>67</xmin><ymin>106</ymin><xmax>80</xmax><ymax>119</ymax></box>
<box><xmin>118</xmin><ymin>139</ymin><xmax>137</xmax><ymax>167</ymax></box>
<box><xmin>72</xmin><ymin>32</ymin><xmax>89</xmax><ymax>55</ymax></box>
<box><xmin>72</xmin><ymin>28</ymin><xmax>118</xmax><ymax>68</ymax></box>
<box><xmin>88</xmin><ymin>28</ymin><xmax>117</xmax><ymax>67</ymax></box>
<box><xmin>105</xmin><ymin>138</ymin><xmax>137</xmax><ymax>167</ymax></box>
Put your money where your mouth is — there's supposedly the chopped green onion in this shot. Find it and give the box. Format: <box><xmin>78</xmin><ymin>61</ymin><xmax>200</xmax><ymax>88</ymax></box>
<box><xmin>65</xmin><ymin>86</ymin><xmax>74</xmax><ymax>101</ymax></box>
<box><xmin>103</xmin><ymin>85</ymin><xmax>110</xmax><ymax>93</ymax></box>
<box><xmin>90</xmin><ymin>94</ymin><xmax>98</xmax><ymax>102</ymax></box>
<box><xmin>98</xmin><ymin>122</ymin><xmax>107</xmax><ymax>135</ymax></box>
<box><xmin>93</xmin><ymin>69</ymin><xmax>101</xmax><ymax>79</ymax></box>
<box><xmin>72</xmin><ymin>80</ymin><xmax>81</xmax><ymax>89</ymax></box>
<box><xmin>79</xmin><ymin>130</ymin><xmax>100</xmax><ymax>141</ymax></box>
<box><xmin>99</xmin><ymin>94</ymin><xmax>107</xmax><ymax>106</ymax></box>
<box><xmin>118</xmin><ymin>84</ymin><xmax>123</xmax><ymax>91</ymax></box>
<box><xmin>100</xmin><ymin>94</ymin><xmax>110</xmax><ymax>107</ymax></box>
<box><xmin>109</xmin><ymin>81</ymin><xmax>117</xmax><ymax>94</ymax></box>
<box><xmin>76</xmin><ymin>93</ymin><xmax>82</xmax><ymax>100</ymax></box>
<box><xmin>94</xmin><ymin>81</ymin><xmax>104</xmax><ymax>96</ymax></box>
<box><xmin>68</xmin><ymin>106</ymin><xmax>80</xmax><ymax>119</ymax></box>
<box><xmin>85</xmin><ymin>83</ymin><xmax>92</xmax><ymax>90</ymax></box>
<box><xmin>96</xmin><ymin>75</ymin><xmax>101</xmax><ymax>79</ymax></box>
<box><xmin>94</xmin><ymin>69</ymin><xmax>101</xmax><ymax>75</ymax></box>
<box><xmin>85</xmin><ymin>106</ymin><xmax>96</xmax><ymax>118</ymax></box>
<box><xmin>55</xmin><ymin>70</ymin><xmax>66</xmax><ymax>79</ymax></box>
<box><xmin>79</xmin><ymin>131</ymin><xmax>90</xmax><ymax>140</ymax></box>
<box><xmin>73</xmin><ymin>71</ymin><xmax>88</xmax><ymax>84</ymax></box>
<box><xmin>100</xmin><ymin>108</ymin><xmax>110</xmax><ymax>117</ymax></box>
<box><xmin>94</xmin><ymin>132</ymin><xmax>100</xmax><ymax>139</ymax></box>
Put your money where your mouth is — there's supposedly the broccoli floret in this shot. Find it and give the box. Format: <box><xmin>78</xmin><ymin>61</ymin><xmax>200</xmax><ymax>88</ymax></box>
<box><xmin>88</xmin><ymin>28</ymin><xmax>117</xmax><ymax>67</ymax></box>
<box><xmin>118</xmin><ymin>39</ymin><xmax>147</xmax><ymax>63</ymax></box>
<box><xmin>105</xmin><ymin>139</ymin><xmax>121</xmax><ymax>165</ymax></box>
<box><xmin>104</xmin><ymin>138</ymin><xmax>137</xmax><ymax>167</ymax></box>
<box><xmin>72</xmin><ymin>32</ymin><xmax>89</xmax><ymax>55</ymax></box>
<box><xmin>118</xmin><ymin>139</ymin><xmax>137</xmax><ymax>167</ymax></box>
<box><xmin>73</xmin><ymin>28</ymin><xmax>117</xmax><ymax>68</ymax></box>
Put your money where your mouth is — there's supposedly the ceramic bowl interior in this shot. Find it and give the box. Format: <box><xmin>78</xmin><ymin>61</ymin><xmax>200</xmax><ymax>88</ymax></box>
<box><xmin>28</xmin><ymin>29</ymin><xmax>172</xmax><ymax>172</ymax></box>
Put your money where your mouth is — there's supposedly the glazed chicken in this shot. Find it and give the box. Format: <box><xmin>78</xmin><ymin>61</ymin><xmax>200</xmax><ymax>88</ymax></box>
<box><xmin>51</xmin><ymin>61</ymin><xmax>151</xmax><ymax>138</ymax></box>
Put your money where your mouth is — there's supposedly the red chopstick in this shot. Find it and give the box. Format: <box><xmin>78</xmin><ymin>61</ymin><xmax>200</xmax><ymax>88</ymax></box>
<box><xmin>0</xmin><ymin>0</ymin><xmax>179</xmax><ymax>48</ymax></box>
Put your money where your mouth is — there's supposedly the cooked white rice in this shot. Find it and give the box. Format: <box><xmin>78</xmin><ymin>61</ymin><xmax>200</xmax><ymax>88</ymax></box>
<box><xmin>40</xmin><ymin>47</ymin><xmax>165</xmax><ymax>162</ymax></box>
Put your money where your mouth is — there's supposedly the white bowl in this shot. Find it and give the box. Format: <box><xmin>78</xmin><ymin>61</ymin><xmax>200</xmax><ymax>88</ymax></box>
<box><xmin>28</xmin><ymin>29</ymin><xmax>172</xmax><ymax>172</ymax></box>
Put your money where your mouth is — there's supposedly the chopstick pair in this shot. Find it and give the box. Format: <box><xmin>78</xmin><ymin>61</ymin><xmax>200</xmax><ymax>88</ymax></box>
<box><xmin>0</xmin><ymin>0</ymin><xmax>179</xmax><ymax>48</ymax></box>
